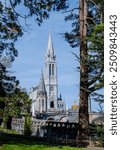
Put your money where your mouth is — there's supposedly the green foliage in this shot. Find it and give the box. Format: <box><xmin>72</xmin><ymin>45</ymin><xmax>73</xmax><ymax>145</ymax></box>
<box><xmin>64</xmin><ymin>1</ymin><xmax>104</xmax><ymax>140</ymax></box>
<box><xmin>0</xmin><ymin>87</ymin><xmax>31</xmax><ymax>128</ymax></box>
<box><xmin>64</xmin><ymin>0</ymin><xmax>104</xmax><ymax>105</ymax></box>
<box><xmin>88</xmin><ymin>24</ymin><xmax>104</xmax><ymax>92</ymax></box>
<box><xmin>93</xmin><ymin>124</ymin><xmax>104</xmax><ymax>147</ymax></box>
<box><xmin>87</xmin><ymin>23</ymin><xmax>104</xmax><ymax>109</ymax></box>
<box><xmin>24</xmin><ymin>115</ymin><xmax>32</xmax><ymax>136</ymax></box>
<box><xmin>0</xmin><ymin>62</ymin><xmax>18</xmax><ymax>97</ymax></box>
<box><xmin>0</xmin><ymin>1</ymin><xmax>23</xmax><ymax>62</ymax></box>
<box><xmin>21</xmin><ymin>0</ymin><xmax>68</xmax><ymax>25</ymax></box>
<box><xmin>65</xmin><ymin>13</ymin><xmax>80</xmax><ymax>48</ymax></box>
<box><xmin>97</xmin><ymin>125</ymin><xmax>104</xmax><ymax>146</ymax></box>
<box><xmin>0</xmin><ymin>126</ymin><xmax>17</xmax><ymax>134</ymax></box>
<box><xmin>0</xmin><ymin>0</ymin><xmax>68</xmax><ymax>61</ymax></box>
<box><xmin>0</xmin><ymin>0</ymin><xmax>68</xmax><ymax>70</ymax></box>
<box><xmin>0</xmin><ymin>61</ymin><xmax>20</xmax><ymax>126</ymax></box>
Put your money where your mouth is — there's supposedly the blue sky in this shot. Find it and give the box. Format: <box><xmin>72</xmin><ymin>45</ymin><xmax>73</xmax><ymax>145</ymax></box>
<box><xmin>12</xmin><ymin>12</ymin><xmax>79</xmax><ymax>109</ymax></box>
<box><xmin>11</xmin><ymin>1</ymin><xmax>100</xmax><ymax>111</ymax></box>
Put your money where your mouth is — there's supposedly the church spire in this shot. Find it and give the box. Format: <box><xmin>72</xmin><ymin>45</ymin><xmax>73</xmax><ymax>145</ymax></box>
<box><xmin>47</xmin><ymin>33</ymin><xmax>54</xmax><ymax>57</ymax></box>
<box><xmin>38</xmin><ymin>70</ymin><xmax>46</xmax><ymax>93</ymax></box>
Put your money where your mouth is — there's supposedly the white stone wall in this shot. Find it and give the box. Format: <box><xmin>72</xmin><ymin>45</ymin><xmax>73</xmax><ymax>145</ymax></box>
<box><xmin>57</xmin><ymin>100</ymin><xmax>66</xmax><ymax>111</ymax></box>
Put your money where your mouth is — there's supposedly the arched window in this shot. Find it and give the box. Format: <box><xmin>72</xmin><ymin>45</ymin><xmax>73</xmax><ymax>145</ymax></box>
<box><xmin>42</xmin><ymin>99</ymin><xmax>44</xmax><ymax>111</ymax></box>
<box><xmin>52</xmin><ymin>64</ymin><xmax>54</xmax><ymax>75</ymax></box>
<box><xmin>50</xmin><ymin>101</ymin><xmax>54</xmax><ymax>108</ymax></box>
<box><xmin>49</xmin><ymin>64</ymin><xmax>51</xmax><ymax>75</ymax></box>
<box><xmin>39</xmin><ymin>99</ymin><xmax>41</xmax><ymax>111</ymax></box>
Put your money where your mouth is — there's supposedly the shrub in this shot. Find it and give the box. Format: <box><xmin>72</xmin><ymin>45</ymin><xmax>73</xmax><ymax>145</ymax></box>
<box><xmin>24</xmin><ymin>116</ymin><xmax>32</xmax><ymax>136</ymax></box>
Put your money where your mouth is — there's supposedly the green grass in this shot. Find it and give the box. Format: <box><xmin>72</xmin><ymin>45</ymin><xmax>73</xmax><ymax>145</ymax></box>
<box><xmin>0</xmin><ymin>133</ymin><xmax>87</xmax><ymax>150</ymax></box>
<box><xmin>0</xmin><ymin>144</ymin><xmax>86</xmax><ymax>150</ymax></box>
<box><xmin>0</xmin><ymin>127</ymin><xmax>87</xmax><ymax>150</ymax></box>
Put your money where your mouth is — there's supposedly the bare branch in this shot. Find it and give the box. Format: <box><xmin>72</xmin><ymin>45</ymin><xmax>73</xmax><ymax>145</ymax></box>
<box><xmin>71</xmin><ymin>52</ymin><xmax>80</xmax><ymax>62</ymax></box>
<box><xmin>9</xmin><ymin>0</ymin><xmax>30</xmax><ymax>31</ymax></box>
<box><xmin>9</xmin><ymin>0</ymin><xmax>27</xmax><ymax>19</ymax></box>
<box><xmin>86</xmin><ymin>17</ymin><xmax>96</xmax><ymax>25</ymax></box>
<box><xmin>88</xmin><ymin>0</ymin><xmax>101</xmax><ymax>10</ymax></box>
<box><xmin>62</xmin><ymin>8</ymin><xmax>79</xmax><ymax>14</ymax></box>
<box><xmin>88</xmin><ymin>68</ymin><xmax>103</xmax><ymax>87</ymax></box>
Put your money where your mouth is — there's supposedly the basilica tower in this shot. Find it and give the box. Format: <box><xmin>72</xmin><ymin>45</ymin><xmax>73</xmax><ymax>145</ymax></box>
<box><xmin>44</xmin><ymin>33</ymin><xmax>58</xmax><ymax>110</ymax></box>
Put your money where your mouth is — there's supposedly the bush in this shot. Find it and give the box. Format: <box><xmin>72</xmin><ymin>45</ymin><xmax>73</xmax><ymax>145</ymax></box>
<box><xmin>0</xmin><ymin>126</ymin><xmax>17</xmax><ymax>134</ymax></box>
<box><xmin>92</xmin><ymin>124</ymin><xmax>104</xmax><ymax>147</ymax></box>
<box><xmin>24</xmin><ymin>116</ymin><xmax>32</xmax><ymax>136</ymax></box>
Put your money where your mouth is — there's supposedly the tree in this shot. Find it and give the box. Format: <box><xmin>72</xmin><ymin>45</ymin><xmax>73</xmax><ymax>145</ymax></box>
<box><xmin>64</xmin><ymin>0</ymin><xmax>104</xmax><ymax>142</ymax></box>
<box><xmin>0</xmin><ymin>56</ymin><xmax>19</xmax><ymax>118</ymax></box>
<box><xmin>0</xmin><ymin>0</ymin><xmax>67</xmax><ymax>61</ymax></box>
<box><xmin>0</xmin><ymin>0</ymin><xmax>68</xmax><ymax>98</ymax></box>
<box><xmin>88</xmin><ymin>23</ymin><xmax>104</xmax><ymax>109</ymax></box>
<box><xmin>0</xmin><ymin>0</ymin><xmax>68</xmax><ymax>127</ymax></box>
<box><xmin>0</xmin><ymin>86</ymin><xmax>31</xmax><ymax>128</ymax></box>
<box><xmin>0</xmin><ymin>1</ymin><xmax>23</xmax><ymax>62</ymax></box>
<box><xmin>24</xmin><ymin>114</ymin><xmax>32</xmax><ymax>136</ymax></box>
<box><xmin>76</xmin><ymin>0</ymin><xmax>89</xmax><ymax>142</ymax></box>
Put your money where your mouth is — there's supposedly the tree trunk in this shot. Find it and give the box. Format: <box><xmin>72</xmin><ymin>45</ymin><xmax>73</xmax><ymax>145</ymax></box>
<box><xmin>77</xmin><ymin>0</ymin><xmax>89</xmax><ymax>143</ymax></box>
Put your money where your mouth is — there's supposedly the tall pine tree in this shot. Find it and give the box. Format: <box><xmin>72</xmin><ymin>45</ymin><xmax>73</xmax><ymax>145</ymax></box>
<box><xmin>64</xmin><ymin>0</ymin><xmax>104</xmax><ymax>141</ymax></box>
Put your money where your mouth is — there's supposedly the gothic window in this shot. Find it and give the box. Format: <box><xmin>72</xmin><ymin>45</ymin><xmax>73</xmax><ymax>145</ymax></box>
<box><xmin>49</xmin><ymin>64</ymin><xmax>51</xmax><ymax>75</ymax></box>
<box><xmin>39</xmin><ymin>99</ymin><xmax>41</xmax><ymax>110</ymax></box>
<box><xmin>52</xmin><ymin>64</ymin><xmax>54</xmax><ymax>75</ymax></box>
<box><xmin>42</xmin><ymin>99</ymin><xmax>44</xmax><ymax>111</ymax></box>
<box><xmin>50</xmin><ymin>101</ymin><xmax>54</xmax><ymax>108</ymax></box>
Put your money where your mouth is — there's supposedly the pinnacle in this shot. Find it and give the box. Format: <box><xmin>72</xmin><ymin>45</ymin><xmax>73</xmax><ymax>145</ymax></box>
<box><xmin>47</xmin><ymin>33</ymin><xmax>54</xmax><ymax>57</ymax></box>
<box><xmin>38</xmin><ymin>70</ymin><xmax>46</xmax><ymax>92</ymax></box>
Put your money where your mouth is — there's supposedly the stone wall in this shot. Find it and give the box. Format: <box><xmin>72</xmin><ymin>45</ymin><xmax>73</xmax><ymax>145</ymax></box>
<box><xmin>11</xmin><ymin>112</ymin><xmax>103</xmax><ymax>137</ymax></box>
<box><xmin>12</xmin><ymin>118</ymin><xmax>78</xmax><ymax>139</ymax></box>
<box><xmin>12</xmin><ymin>117</ymin><xmax>25</xmax><ymax>134</ymax></box>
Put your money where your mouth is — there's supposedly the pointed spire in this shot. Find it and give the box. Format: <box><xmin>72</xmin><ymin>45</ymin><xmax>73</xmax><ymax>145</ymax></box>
<box><xmin>47</xmin><ymin>33</ymin><xmax>54</xmax><ymax>57</ymax></box>
<box><xmin>38</xmin><ymin>70</ymin><xmax>46</xmax><ymax>92</ymax></box>
<box><xmin>60</xmin><ymin>93</ymin><xmax>62</xmax><ymax>100</ymax></box>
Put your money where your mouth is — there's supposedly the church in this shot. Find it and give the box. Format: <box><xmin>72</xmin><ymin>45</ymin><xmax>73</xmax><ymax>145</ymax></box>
<box><xmin>29</xmin><ymin>33</ymin><xmax>103</xmax><ymax>124</ymax></box>
<box><xmin>29</xmin><ymin>34</ymin><xmax>66</xmax><ymax>119</ymax></box>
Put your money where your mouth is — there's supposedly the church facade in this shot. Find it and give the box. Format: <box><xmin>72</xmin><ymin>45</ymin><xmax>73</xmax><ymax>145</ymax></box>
<box><xmin>29</xmin><ymin>34</ymin><xmax>66</xmax><ymax>118</ymax></box>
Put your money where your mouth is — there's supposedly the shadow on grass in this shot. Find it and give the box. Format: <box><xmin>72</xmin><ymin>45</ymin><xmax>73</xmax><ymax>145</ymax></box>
<box><xmin>0</xmin><ymin>133</ymin><xmax>84</xmax><ymax>150</ymax></box>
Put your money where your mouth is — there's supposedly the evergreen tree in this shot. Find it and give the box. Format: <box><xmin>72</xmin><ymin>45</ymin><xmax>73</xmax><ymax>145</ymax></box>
<box><xmin>0</xmin><ymin>86</ymin><xmax>31</xmax><ymax>128</ymax></box>
<box><xmin>64</xmin><ymin>0</ymin><xmax>104</xmax><ymax>141</ymax></box>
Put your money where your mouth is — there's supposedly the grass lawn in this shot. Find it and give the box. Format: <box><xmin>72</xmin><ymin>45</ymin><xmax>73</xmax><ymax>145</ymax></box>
<box><xmin>0</xmin><ymin>127</ymin><xmax>87</xmax><ymax>150</ymax></box>
<box><xmin>0</xmin><ymin>144</ymin><xmax>87</xmax><ymax>150</ymax></box>
<box><xmin>0</xmin><ymin>133</ymin><xmax>87</xmax><ymax>150</ymax></box>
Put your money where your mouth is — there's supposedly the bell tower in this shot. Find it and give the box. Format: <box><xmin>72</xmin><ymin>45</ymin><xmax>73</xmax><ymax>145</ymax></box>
<box><xmin>44</xmin><ymin>33</ymin><xmax>58</xmax><ymax>110</ymax></box>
